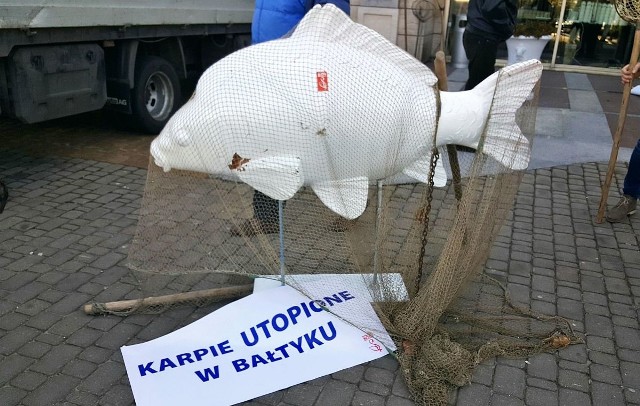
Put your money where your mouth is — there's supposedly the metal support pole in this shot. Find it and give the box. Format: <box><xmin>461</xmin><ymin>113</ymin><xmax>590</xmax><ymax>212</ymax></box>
<box><xmin>278</xmin><ymin>200</ymin><xmax>285</xmax><ymax>286</ymax></box>
<box><xmin>373</xmin><ymin>180</ymin><xmax>383</xmax><ymax>285</ymax></box>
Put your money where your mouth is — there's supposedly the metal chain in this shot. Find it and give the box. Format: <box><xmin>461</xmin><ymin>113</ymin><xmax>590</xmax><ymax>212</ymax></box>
<box><xmin>411</xmin><ymin>147</ymin><xmax>439</xmax><ymax>297</ymax></box>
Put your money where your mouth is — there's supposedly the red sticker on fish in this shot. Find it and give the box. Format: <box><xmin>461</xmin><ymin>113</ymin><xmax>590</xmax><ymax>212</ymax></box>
<box><xmin>316</xmin><ymin>71</ymin><xmax>328</xmax><ymax>92</ymax></box>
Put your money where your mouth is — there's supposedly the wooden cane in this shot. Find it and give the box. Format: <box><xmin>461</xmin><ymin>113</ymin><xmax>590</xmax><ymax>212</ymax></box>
<box><xmin>596</xmin><ymin>27</ymin><xmax>640</xmax><ymax>223</ymax></box>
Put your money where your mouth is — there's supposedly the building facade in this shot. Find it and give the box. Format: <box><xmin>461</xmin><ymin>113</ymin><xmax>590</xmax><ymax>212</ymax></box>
<box><xmin>350</xmin><ymin>0</ymin><xmax>631</xmax><ymax>74</ymax></box>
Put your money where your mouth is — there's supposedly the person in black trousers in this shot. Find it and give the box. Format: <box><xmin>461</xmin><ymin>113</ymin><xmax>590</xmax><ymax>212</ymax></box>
<box><xmin>463</xmin><ymin>0</ymin><xmax>518</xmax><ymax>90</ymax></box>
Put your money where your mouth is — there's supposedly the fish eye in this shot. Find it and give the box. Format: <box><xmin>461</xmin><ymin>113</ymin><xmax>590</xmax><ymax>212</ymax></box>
<box><xmin>175</xmin><ymin>128</ymin><xmax>190</xmax><ymax>147</ymax></box>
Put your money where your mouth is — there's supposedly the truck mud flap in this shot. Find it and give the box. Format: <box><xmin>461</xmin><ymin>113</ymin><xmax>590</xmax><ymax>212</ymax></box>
<box><xmin>7</xmin><ymin>44</ymin><xmax>107</xmax><ymax>123</ymax></box>
<box><xmin>105</xmin><ymin>80</ymin><xmax>132</xmax><ymax>114</ymax></box>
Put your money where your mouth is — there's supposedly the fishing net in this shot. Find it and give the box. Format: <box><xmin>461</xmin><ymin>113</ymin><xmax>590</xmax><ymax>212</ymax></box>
<box><xmin>106</xmin><ymin>5</ymin><xmax>581</xmax><ymax>405</ymax></box>
<box><xmin>615</xmin><ymin>0</ymin><xmax>640</xmax><ymax>22</ymax></box>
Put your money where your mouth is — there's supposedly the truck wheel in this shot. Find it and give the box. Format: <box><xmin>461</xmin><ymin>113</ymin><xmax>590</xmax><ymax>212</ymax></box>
<box><xmin>132</xmin><ymin>56</ymin><xmax>181</xmax><ymax>134</ymax></box>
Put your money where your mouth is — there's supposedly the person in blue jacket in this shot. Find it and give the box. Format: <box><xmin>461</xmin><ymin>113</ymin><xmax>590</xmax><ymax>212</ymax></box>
<box><xmin>252</xmin><ymin>0</ymin><xmax>349</xmax><ymax>44</ymax></box>
<box><xmin>232</xmin><ymin>0</ymin><xmax>350</xmax><ymax>236</ymax></box>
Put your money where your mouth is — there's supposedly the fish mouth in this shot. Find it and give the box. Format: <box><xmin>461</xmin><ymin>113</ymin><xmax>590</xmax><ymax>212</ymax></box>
<box><xmin>149</xmin><ymin>138</ymin><xmax>169</xmax><ymax>171</ymax></box>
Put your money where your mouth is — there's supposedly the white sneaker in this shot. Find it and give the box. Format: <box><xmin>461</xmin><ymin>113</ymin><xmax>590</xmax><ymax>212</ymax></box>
<box><xmin>631</xmin><ymin>85</ymin><xmax>640</xmax><ymax>96</ymax></box>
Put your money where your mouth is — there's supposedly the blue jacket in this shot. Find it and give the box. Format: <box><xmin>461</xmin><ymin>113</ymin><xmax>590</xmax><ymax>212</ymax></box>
<box><xmin>252</xmin><ymin>0</ymin><xmax>350</xmax><ymax>44</ymax></box>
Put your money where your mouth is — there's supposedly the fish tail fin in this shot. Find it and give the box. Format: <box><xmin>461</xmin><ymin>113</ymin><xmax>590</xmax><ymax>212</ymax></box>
<box><xmin>474</xmin><ymin>59</ymin><xmax>543</xmax><ymax>170</ymax></box>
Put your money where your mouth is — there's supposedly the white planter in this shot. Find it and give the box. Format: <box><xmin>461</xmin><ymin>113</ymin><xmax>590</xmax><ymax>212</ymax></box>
<box><xmin>506</xmin><ymin>36</ymin><xmax>551</xmax><ymax>65</ymax></box>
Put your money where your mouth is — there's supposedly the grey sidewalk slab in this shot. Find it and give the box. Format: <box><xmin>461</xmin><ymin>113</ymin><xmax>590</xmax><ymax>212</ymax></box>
<box><xmin>530</xmin><ymin>108</ymin><xmax>632</xmax><ymax>170</ymax></box>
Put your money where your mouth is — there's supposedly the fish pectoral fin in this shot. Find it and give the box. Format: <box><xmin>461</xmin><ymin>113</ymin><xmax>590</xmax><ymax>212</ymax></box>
<box><xmin>235</xmin><ymin>156</ymin><xmax>303</xmax><ymax>201</ymax></box>
<box><xmin>477</xmin><ymin>60</ymin><xmax>543</xmax><ymax>170</ymax></box>
<box><xmin>312</xmin><ymin>177</ymin><xmax>369</xmax><ymax>220</ymax></box>
<box><xmin>401</xmin><ymin>153</ymin><xmax>447</xmax><ymax>187</ymax></box>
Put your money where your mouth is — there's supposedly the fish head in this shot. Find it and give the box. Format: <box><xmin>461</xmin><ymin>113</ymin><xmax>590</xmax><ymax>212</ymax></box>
<box><xmin>150</xmin><ymin>94</ymin><xmax>228</xmax><ymax>175</ymax></box>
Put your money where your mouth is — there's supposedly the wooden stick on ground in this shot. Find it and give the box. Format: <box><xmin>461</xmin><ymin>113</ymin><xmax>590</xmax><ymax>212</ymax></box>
<box><xmin>83</xmin><ymin>284</ymin><xmax>254</xmax><ymax>315</ymax></box>
<box><xmin>596</xmin><ymin>29</ymin><xmax>640</xmax><ymax>223</ymax></box>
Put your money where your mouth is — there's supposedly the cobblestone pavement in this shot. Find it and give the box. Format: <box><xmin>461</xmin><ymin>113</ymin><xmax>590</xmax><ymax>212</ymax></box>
<box><xmin>2</xmin><ymin>69</ymin><xmax>640</xmax><ymax>405</ymax></box>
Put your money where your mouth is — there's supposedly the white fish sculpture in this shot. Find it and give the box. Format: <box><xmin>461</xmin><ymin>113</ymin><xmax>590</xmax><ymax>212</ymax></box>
<box><xmin>151</xmin><ymin>4</ymin><xmax>542</xmax><ymax>220</ymax></box>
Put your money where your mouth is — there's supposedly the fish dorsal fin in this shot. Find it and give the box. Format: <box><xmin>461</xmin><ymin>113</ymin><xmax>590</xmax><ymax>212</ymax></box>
<box><xmin>401</xmin><ymin>154</ymin><xmax>447</xmax><ymax>187</ymax></box>
<box><xmin>312</xmin><ymin>177</ymin><xmax>369</xmax><ymax>220</ymax></box>
<box><xmin>233</xmin><ymin>155</ymin><xmax>304</xmax><ymax>201</ymax></box>
<box><xmin>290</xmin><ymin>4</ymin><xmax>437</xmax><ymax>86</ymax></box>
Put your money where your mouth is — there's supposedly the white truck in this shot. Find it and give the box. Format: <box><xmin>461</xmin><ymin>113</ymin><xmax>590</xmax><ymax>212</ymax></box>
<box><xmin>0</xmin><ymin>0</ymin><xmax>254</xmax><ymax>133</ymax></box>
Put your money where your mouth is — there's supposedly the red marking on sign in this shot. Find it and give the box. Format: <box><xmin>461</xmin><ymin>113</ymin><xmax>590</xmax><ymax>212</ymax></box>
<box><xmin>362</xmin><ymin>334</ymin><xmax>382</xmax><ymax>352</ymax></box>
<box><xmin>316</xmin><ymin>71</ymin><xmax>328</xmax><ymax>92</ymax></box>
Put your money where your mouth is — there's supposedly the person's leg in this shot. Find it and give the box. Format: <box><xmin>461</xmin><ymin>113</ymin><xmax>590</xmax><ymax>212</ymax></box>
<box><xmin>230</xmin><ymin>190</ymin><xmax>282</xmax><ymax>236</ymax></box>
<box><xmin>253</xmin><ymin>190</ymin><xmax>280</xmax><ymax>224</ymax></box>
<box><xmin>607</xmin><ymin>138</ymin><xmax>640</xmax><ymax>222</ymax></box>
<box><xmin>463</xmin><ymin>31</ymin><xmax>498</xmax><ymax>90</ymax></box>
<box><xmin>623</xmin><ymin>138</ymin><xmax>640</xmax><ymax>198</ymax></box>
<box><xmin>0</xmin><ymin>179</ymin><xmax>7</xmax><ymax>214</ymax></box>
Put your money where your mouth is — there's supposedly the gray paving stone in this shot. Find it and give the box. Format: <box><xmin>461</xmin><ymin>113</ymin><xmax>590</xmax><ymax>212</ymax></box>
<box><xmin>585</xmin><ymin>313</ymin><xmax>614</xmax><ymax>337</ymax></box>
<box><xmin>62</xmin><ymin>358</ymin><xmax>101</xmax><ymax>379</ymax></box>
<box><xmin>588</xmin><ymin>350</ymin><xmax>620</xmax><ymax>368</ymax></box>
<box><xmin>591</xmin><ymin>381</ymin><xmax>626</xmax><ymax>406</ymax></box>
<box><xmin>97</xmin><ymin>384</ymin><xmax>135</xmax><ymax>406</ymax></box>
<box><xmin>20</xmin><ymin>373</ymin><xmax>80</xmax><ymax>406</ymax></box>
<box><xmin>390</xmin><ymin>375</ymin><xmax>412</xmax><ymax>399</ymax></box>
<box><xmin>470</xmin><ymin>362</ymin><xmax>494</xmax><ymax>386</ymax></box>
<box><xmin>78</xmin><ymin>345</ymin><xmax>113</xmax><ymax>364</ymax></box>
<box><xmin>351</xmin><ymin>390</ymin><xmax>385</xmax><ymax>406</ymax></box>
<box><xmin>583</xmin><ymin>303</ymin><xmax>610</xmax><ymax>318</ymax></box>
<box><xmin>0</xmin><ymin>325</ymin><xmax>40</xmax><ymax>355</ymax></box>
<box><xmin>526</xmin><ymin>353</ymin><xmax>557</xmax><ymax>381</ymax></box>
<box><xmin>615</xmin><ymin>326</ymin><xmax>640</xmax><ymax>350</ymax></box>
<box><xmin>491</xmin><ymin>393</ymin><xmax>525</xmax><ymax>406</ymax></box>
<box><xmin>493</xmin><ymin>364</ymin><xmax>525</xmax><ymax>398</ymax></box>
<box><xmin>0</xmin><ymin>385</ymin><xmax>27</xmax><ymax>406</ymax></box>
<box><xmin>385</xmin><ymin>396</ymin><xmax>415</xmax><ymax>406</ymax></box>
<box><xmin>558</xmin><ymin>369</ymin><xmax>590</xmax><ymax>392</ymax></box>
<box><xmin>5</xmin><ymin>281</ymin><xmax>50</xmax><ymax>303</ymax></box>
<box><xmin>620</xmin><ymin>361</ymin><xmax>640</xmax><ymax>389</ymax></box>
<box><xmin>363</xmin><ymin>366</ymin><xmax>395</xmax><ymax>386</ymax></box>
<box><xmin>0</xmin><ymin>311</ymin><xmax>28</xmax><ymax>330</ymax></box>
<box><xmin>77</xmin><ymin>361</ymin><xmax>124</xmax><ymax>396</ymax></box>
<box><xmin>333</xmin><ymin>365</ymin><xmax>366</xmax><ymax>384</ymax></box>
<box><xmin>359</xmin><ymin>380</ymin><xmax>391</xmax><ymax>396</ymax></box>
<box><xmin>10</xmin><ymin>370</ymin><xmax>47</xmax><ymax>391</ymax></box>
<box><xmin>590</xmin><ymin>363</ymin><xmax>623</xmax><ymax>385</ymax></box>
<box><xmin>558</xmin><ymin>388</ymin><xmax>592</xmax><ymax>406</ymax></box>
<box><xmin>35</xmin><ymin>331</ymin><xmax>65</xmax><ymax>346</ymax></box>
<box><xmin>0</xmin><ymin>353</ymin><xmax>36</xmax><ymax>385</ymax></box>
<box><xmin>526</xmin><ymin>377</ymin><xmax>557</xmax><ymax>391</ymax></box>
<box><xmin>282</xmin><ymin>382</ymin><xmax>322</xmax><ymax>406</ymax></box>
<box><xmin>525</xmin><ymin>386</ymin><xmax>558</xmax><ymax>406</ymax></box>
<box><xmin>457</xmin><ymin>384</ymin><xmax>491</xmax><ymax>406</ymax></box>
<box><xmin>556</xmin><ymin>298</ymin><xmax>583</xmax><ymax>322</ymax></box>
<box><xmin>30</xmin><ymin>343</ymin><xmax>83</xmax><ymax>375</ymax></box>
<box><xmin>369</xmin><ymin>355</ymin><xmax>399</xmax><ymax>372</ymax></box>
<box><xmin>48</xmin><ymin>313</ymin><xmax>91</xmax><ymax>337</ymax></box>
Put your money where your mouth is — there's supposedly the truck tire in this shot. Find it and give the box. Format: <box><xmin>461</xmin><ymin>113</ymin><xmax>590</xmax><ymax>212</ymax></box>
<box><xmin>132</xmin><ymin>56</ymin><xmax>181</xmax><ymax>134</ymax></box>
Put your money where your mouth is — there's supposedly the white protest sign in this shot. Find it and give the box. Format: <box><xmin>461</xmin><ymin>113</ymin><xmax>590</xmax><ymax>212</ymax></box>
<box><xmin>254</xmin><ymin>273</ymin><xmax>408</xmax><ymax>351</ymax></box>
<box><xmin>121</xmin><ymin>285</ymin><xmax>388</xmax><ymax>406</ymax></box>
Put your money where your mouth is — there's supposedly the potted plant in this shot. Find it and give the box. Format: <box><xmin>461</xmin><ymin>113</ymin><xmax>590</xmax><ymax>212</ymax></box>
<box><xmin>506</xmin><ymin>20</ymin><xmax>555</xmax><ymax>65</ymax></box>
